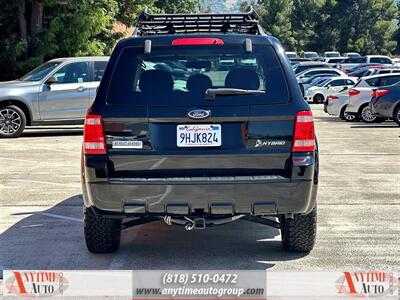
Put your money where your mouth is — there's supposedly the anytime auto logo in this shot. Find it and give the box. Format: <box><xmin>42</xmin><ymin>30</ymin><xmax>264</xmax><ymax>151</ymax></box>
<box><xmin>336</xmin><ymin>272</ymin><xmax>398</xmax><ymax>297</ymax></box>
<box><xmin>5</xmin><ymin>271</ymin><xmax>69</xmax><ymax>297</ymax></box>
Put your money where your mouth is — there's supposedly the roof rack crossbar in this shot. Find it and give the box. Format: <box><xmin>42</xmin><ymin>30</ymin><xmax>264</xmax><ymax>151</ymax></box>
<box><xmin>134</xmin><ymin>6</ymin><xmax>264</xmax><ymax>36</ymax></box>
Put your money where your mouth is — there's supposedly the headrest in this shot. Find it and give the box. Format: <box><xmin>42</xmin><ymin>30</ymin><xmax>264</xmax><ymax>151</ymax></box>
<box><xmin>139</xmin><ymin>69</ymin><xmax>173</xmax><ymax>94</ymax></box>
<box><xmin>186</xmin><ymin>74</ymin><xmax>213</xmax><ymax>95</ymax></box>
<box><xmin>225</xmin><ymin>68</ymin><xmax>260</xmax><ymax>90</ymax></box>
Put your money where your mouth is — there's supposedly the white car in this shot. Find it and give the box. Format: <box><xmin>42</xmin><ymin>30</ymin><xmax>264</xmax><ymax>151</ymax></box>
<box><xmin>302</xmin><ymin>74</ymin><xmax>335</xmax><ymax>91</ymax></box>
<box><xmin>338</xmin><ymin>57</ymin><xmax>367</xmax><ymax>72</ymax></box>
<box><xmin>323</xmin><ymin>51</ymin><xmax>341</xmax><ymax>58</ymax></box>
<box><xmin>324</xmin><ymin>57</ymin><xmax>347</xmax><ymax>67</ymax></box>
<box><xmin>304</xmin><ymin>76</ymin><xmax>357</xmax><ymax>103</ymax></box>
<box><xmin>344</xmin><ymin>52</ymin><xmax>361</xmax><ymax>58</ymax></box>
<box><xmin>303</xmin><ymin>51</ymin><xmax>319</xmax><ymax>60</ymax></box>
<box><xmin>286</xmin><ymin>52</ymin><xmax>298</xmax><ymax>59</ymax></box>
<box><xmin>365</xmin><ymin>55</ymin><xmax>393</xmax><ymax>66</ymax></box>
<box><xmin>296</xmin><ymin>68</ymin><xmax>345</xmax><ymax>83</ymax></box>
<box><xmin>346</xmin><ymin>73</ymin><xmax>400</xmax><ymax>122</ymax></box>
<box><xmin>324</xmin><ymin>87</ymin><xmax>357</xmax><ymax>121</ymax></box>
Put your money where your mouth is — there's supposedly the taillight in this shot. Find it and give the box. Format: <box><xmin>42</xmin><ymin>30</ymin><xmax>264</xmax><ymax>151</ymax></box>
<box><xmin>172</xmin><ymin>38</ymin><xmax>224</xmax><ymax>46</ymax></box>
<box><xmin>327</xmin><ymin>95</ymin><xmax>338</xmax><ymax>100</ymax></box>
<box><xmin>83</xmin><ymin>114</ymin><xmax>106</xmax><ymax>155</ymax></box>
<box><xmin>292</xmin><ymin>111</ymin><xmax>315</xmax><ymax>152</ymax></box>
<box><xmin>349</xmin><ymin>89</ymin><xmax>360</xmax><ymax>97</ymax></box>
<box><xmin>371</xmin><ymin>89</ymin><xmax>389</xmax><ymax>97</ymax></box>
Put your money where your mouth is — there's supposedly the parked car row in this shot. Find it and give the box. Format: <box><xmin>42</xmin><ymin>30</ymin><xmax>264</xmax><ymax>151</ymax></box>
<box><xmin>0</xmin><ymin>57</ymin><xmax>109</xmax><ymax>138</ymax></box>
<box><xmin>292</xmin><ymin>56</ymin><xmax>400</xmax><ymax>125</ymax></box>
<box><xmin>324</xmin><ymin>73</ymin><xmax>400</xmax><ymax>125</ymax></box>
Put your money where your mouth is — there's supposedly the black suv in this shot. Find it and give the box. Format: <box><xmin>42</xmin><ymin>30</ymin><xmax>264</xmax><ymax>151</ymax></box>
<box><xmin>81</xmin><ymin>8</ymin><xmax>319</xmax><ymax>254</ymax></box>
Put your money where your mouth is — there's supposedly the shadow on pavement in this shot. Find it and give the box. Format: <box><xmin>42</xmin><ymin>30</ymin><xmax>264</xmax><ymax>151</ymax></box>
<box><xmin>21</xmin><ymin>127</ymin><xmax>83</xmax><ymax>138</ymax></box>
<box><xmin>350</xmin><ymin>124</ymin><xmax>398</xmax><ymax>129</ymax></box>
<box><xmin>0</xmin><ymin>195</ymin><xmax>307</xmax><ymax>274</ymax></box>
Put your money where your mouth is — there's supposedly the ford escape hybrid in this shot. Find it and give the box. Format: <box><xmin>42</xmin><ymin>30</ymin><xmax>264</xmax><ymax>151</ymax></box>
<box><xmin>81</xmin><ymin>8</ymin><xmax>319</xmax><ymax>254</ymax></box>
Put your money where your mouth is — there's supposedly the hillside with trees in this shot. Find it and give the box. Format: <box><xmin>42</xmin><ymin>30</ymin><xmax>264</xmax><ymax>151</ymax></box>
<box><xmin>0</xmin><ymin>0</ymin><xmax>398</xmax><ymax>81</ymax></box>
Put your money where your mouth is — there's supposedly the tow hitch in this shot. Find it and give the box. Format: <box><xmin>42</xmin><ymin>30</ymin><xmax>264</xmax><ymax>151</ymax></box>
<box><xmin>121</xmin><ymin>215</ymin><xmax>281</xmax><ymax>231</ymax></box>
<box><xmin>164</xmin><ymin>215</ymin><xmax>245</xmax><ymax>230</ymax></box>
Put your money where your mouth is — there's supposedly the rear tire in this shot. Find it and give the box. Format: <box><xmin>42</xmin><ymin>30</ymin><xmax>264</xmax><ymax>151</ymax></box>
<box><xmin>340</xmin><ymin>105</ymin><xmax>357</xmax><ymax>122</ymax></box>
<box><xmin>313</xmin><ymin>94</ymin><xmax>324</xmax><ymax>104</ymax></box>
<box><xmin>0</xmin><ymin>105</ymin><xmax>26</xmax><ymax>138</ymax></box>
<box><xmin>393</xmin><ymin>105</ymin><xmax>400</xmax><ymax>125</ymax></box>
<box><xmin>359</xmin><ymin>104</ymin><xmax>377</xmax><ymax>123</ymax></box>
<box><xmin>84</xmin><ymin>207</ymin><xmax>122</xmax><ymax>253</ymax></box>
<box><xmin>280</xmin><ymin>206</ymin><xmax>317</xmax><ymax>252</ymax></box>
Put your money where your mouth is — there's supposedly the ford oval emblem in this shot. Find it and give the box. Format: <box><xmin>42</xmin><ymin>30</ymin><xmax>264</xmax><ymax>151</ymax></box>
<box><xmin>187</xmin><ymin>109</ymin><xmax>211</xmax><ymax>120</ymax></box>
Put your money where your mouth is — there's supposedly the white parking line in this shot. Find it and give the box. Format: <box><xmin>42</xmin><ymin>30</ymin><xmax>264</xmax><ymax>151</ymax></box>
<box><xmin>150</xmin><ymin>157</ymin><xmax>167</xmax><ymax>170</ymax></box>
<box><xmin>0</xmin><ymin>157</ymin><xmax>41</xmax><ymax>163</ymax></box>
<box><xmin>39</xmin><ymin>212</ymin><xmax>82</xmax><ymax>222</ymax></box>
<box><xmin>7</xmin><ymin>179</ymin><xmax>80</xmax><ymax>188</ymax></box>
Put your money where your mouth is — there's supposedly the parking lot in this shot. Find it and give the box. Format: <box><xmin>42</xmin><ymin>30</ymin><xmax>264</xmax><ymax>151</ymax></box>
<box><xmin>0</xmin><ymin>104</ymin><xmax>399</xmax><ymax>273</ymax></box>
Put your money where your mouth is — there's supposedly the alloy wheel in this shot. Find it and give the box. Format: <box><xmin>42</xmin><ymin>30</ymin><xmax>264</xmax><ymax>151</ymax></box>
<box><xmin>0</xmin><ymin>108</ymin><xmax>22</xmax><ymax>135</ymax></box>
<box><xmin>343</xmin><ymin>111</ymin><xmax>356</xmax><ymax>121</ymax></box>
<box><xmin>360</xmin><ymin>106</ymin><xmax>376</xmax><ymax>123</ymax></box>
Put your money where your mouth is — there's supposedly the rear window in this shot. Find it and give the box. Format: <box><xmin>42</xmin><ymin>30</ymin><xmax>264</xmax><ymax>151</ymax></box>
<box><xmin>327</xmin><ymin>58</ymin><xmax>344</xmax><ymax>63</ymax></box>
<box><xmin>380</xmin><ymin>75</ymin><xmax>400</xmax><ymax>86</ymax></box>
<box><xmin>365</xmin><ymin>77</ymin><xmax>381</xmax><ymax>87</ymax></box>
<box><xmin>107</xmin><ymin>44</ymin><xmax>289</xmax><ymax>105</ymax></box>
<box><xmin>343</xmin><ymin>57</ymin><xmax>366</xmax><ymax>63</ymax></box>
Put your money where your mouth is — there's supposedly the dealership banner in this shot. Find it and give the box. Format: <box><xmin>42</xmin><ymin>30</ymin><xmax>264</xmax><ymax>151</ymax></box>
<box><xmin>1</xmin><ymin>270</ymin><xmax>398</xmax><ymax>299</ymax></box>
<box><xmin>132</xmin><ymin>270</ymin><xmax>266</xmax><ymax>299</ymax></box>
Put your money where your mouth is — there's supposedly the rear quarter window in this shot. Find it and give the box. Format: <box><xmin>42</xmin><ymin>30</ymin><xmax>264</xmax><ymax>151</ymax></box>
<box><xmin>380</xmin><ymin>76</ymin><xmax>400</xmax><ymax>86</ymax></box>
<box><xmin>107</xmin><ymin>44</ymin><xmax>290</xmax><ymax>106</ymax></box>
<box><xmin>365</xmin><ymin>77</ymin><xmax>381</xmax><ymax>87</ymax></box>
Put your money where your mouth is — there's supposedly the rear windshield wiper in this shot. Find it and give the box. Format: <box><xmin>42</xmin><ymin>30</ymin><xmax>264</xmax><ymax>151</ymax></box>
<box><xmin>205</xmin><ymin>88</ymin><xmax>265</xmax><ymax>100</ymax></box>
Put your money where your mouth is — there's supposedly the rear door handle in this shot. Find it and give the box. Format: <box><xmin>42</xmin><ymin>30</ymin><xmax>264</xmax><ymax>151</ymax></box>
<box><xmin>77</xmin><ymin>86</ymin><xmax>86</xmax><ymax>92</ymax></box>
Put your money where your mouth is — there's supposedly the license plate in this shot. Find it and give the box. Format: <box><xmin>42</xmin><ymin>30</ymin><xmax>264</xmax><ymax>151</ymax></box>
<box><xmin>177</xmin><ymin>124</ymin><xmax>221</xmax><ymax>147</ymax></box>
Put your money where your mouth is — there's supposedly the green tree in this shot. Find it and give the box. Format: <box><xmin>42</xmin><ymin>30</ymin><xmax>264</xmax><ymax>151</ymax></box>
<box><xmin>291</xmin><ymin>0</ymin><xmax>325</xmax><ymax>52</ymax></box>
<box><xmin>324</xmin><ymin>0</ymin><xmax>396</xmax><ymax>55</ymax></box>
<box><xmin>116</xmin><ymin>0</ymin><xmax>157</xmax><ymax>27</ymax></box>
<box><xmin>258</xmin><ymin>0</ymin><xmax>297</xmax><ymax>50</ymax></box>
<box><xmin>155</xmin><ymin>0</ymin><xmax>199</xmax><ymax>13</ymax></box>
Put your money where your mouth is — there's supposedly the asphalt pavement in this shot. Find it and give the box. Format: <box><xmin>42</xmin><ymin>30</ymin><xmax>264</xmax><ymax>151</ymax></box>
<box><xmin>0</xmin><ymin>105</ymin><xmax>399</xmax><ymax>274</ymax></box>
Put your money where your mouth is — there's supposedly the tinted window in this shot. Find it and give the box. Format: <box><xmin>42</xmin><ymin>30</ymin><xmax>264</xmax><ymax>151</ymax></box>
<box><xmin>328</xmin><ymin>58</ymin><xmax>344</xmax><ymax>63</ymax></box>
<box><xmin>294</xmin><ymin>64</ymin><xmax>325</xmax><ymax>74</ymax></box>
<box><xmin>380</xmin><ymin>58</ymin><xmax>392</xmax><ymax>64</ymax></box>
<box><xmin>51</xmin><ymin>62</ymin><xmax>89</xmax><ymax>83</ymax></box>
<box><xmin>344</xmin><ymin>57</ymin><xmax>366</xmax><ymax>63</ymax></box>
<box><xmin>346</xmin><ymin>79</ymin><xmax>355</xmax><ymax>85</ymax></box>
<box><xmin>329</xmin><ymin>79</ymin><xmax>346</xmax><ymax>86</ymax></box>
<box><xmin>107</xmin><ymin>45</ymin><xmax>289</xmax><ymax>105</ymax></box>
<box><xmin>21</xmin><ymin>61</ymin><xmax>61</xmax><ymax>81</ymax></box>
<box><xmin>380</xmin><ymin>76</ymin><xmax>400</xmax><ymax>86</ymax></box>
<box><xmin>370</xmin><ymin>58</ymin><xmax>380</xmax><ymax>63</ymax></box>
<box><xmin>378</xmin><ymin>70</ymin><xmax>391</xmax><ymax>74</ymax></box>
<box><xmin>365</xmin><ymin>77</ymin><xmax>381</xmax><ymax>87</ymax></box>
<box><xmin>94</xmin><ymin>61</ymin><xmax>107</xmax><ymax>81</ymax></box>
<box><xmin>326</xmin><ymin>70</ymin><xmax>339</xmax><ymax>75</ymax></box>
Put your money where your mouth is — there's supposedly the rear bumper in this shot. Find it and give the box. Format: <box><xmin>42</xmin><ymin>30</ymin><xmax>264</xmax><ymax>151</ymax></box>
<box><xmin>346</xmin><ymin>101</ymin><xmax>361</xmax><ymax>113</ymax></box>
<box><xmin>82</xmin><ymin>151</ymin><xmax>318</xmax><ymax>218</ymax></box>
<box><xmin>82</xmin><ymin>175</ymin><xmax>317</xmax><ymax>217</ymax></box>
<box><xmin>325</xmin><ymin>101</ymin><xmax>341</xmax><ymax>116</ymax></box>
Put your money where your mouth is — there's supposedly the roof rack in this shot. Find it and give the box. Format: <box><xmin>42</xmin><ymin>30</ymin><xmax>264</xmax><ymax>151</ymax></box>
<box><xmin>134</xmin><ymin>6</ymin><xmax>265</xmax><ymax>36</ymax></box>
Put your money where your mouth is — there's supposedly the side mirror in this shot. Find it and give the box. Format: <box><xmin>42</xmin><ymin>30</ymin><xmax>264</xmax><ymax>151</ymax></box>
<box><xmin>45</xmin><ymin>76</ymin><xmax>57</xmax><ymax>85</ymax></box>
